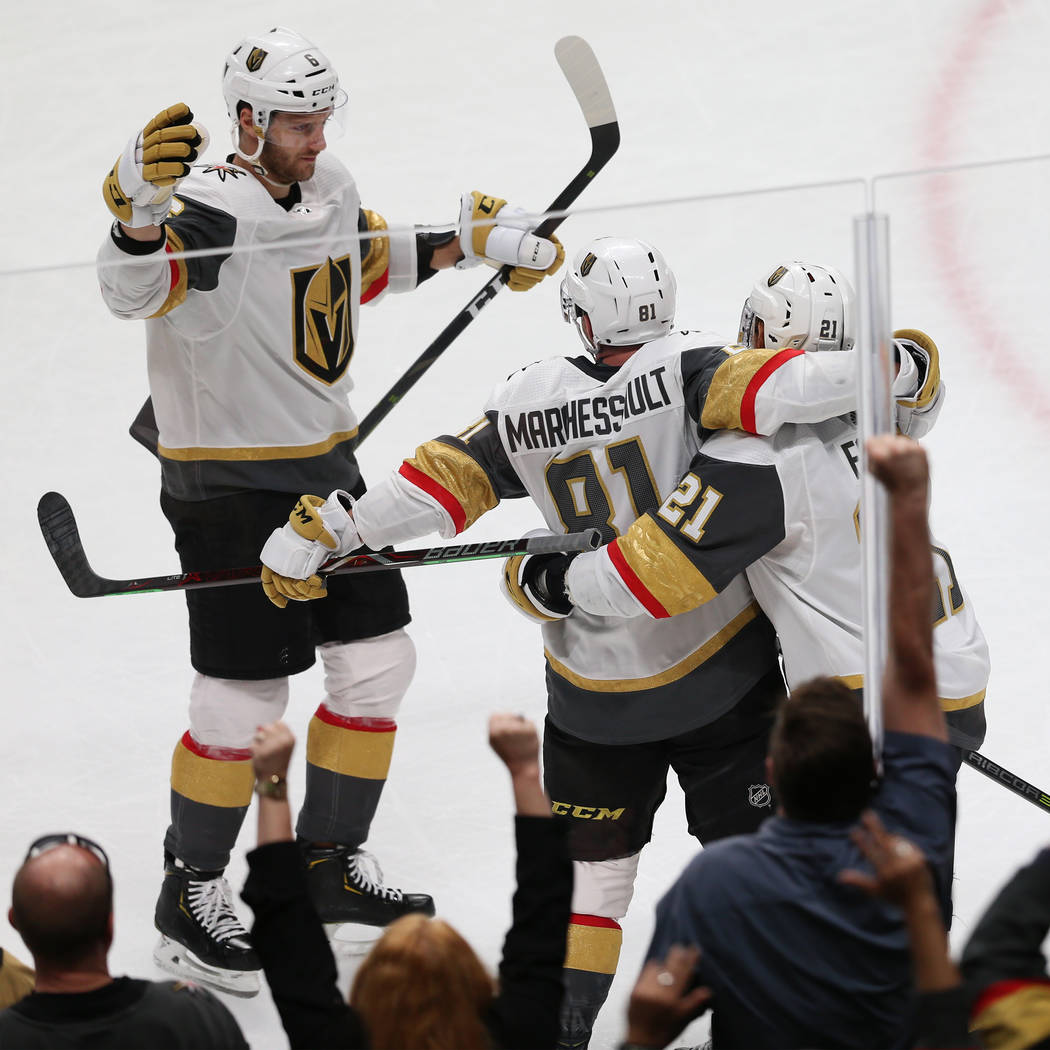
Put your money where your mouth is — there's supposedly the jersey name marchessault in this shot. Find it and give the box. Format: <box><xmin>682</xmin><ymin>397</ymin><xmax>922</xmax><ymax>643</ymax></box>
<box><xmin>504</xmin><ymin>365</ymin><xmax>673</xmax><ymax>452</ymax></box>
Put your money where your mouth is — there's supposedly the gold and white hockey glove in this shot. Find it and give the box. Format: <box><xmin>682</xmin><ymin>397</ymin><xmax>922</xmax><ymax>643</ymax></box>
<box><xmin>259</xmin><ymin>492</ymin><xmax>361</xmax><ymax>608</ymax></box>
<box><xmin>501</xmin><ymin>546</ymin><xmax>579</xmax><ymax>623</ymax></box>
<box><xmin>103</xmin><ymin>104</ymin><xmax>209</xmax><ymax>228</ymax></box>
<box><xmin>457</xmin><ymin>191</ymin><xmax>565</xmax><ymax>291</ymax></box>
<box><xmin>894</xmin><ymin>328</ymin><xmax>945</xmax><ymax>438</ymax></box>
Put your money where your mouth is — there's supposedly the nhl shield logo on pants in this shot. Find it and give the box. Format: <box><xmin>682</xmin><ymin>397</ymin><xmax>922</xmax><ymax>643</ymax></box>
<box><xmin>748</xmin><ymin>783</ymin><xmax>772</xmax><ymax>808</ymax></box>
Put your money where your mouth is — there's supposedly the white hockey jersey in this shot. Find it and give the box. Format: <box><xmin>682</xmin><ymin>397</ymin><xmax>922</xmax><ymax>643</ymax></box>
<box><xmin>567</xmin><ymin>413</ymin><xmax>990</xmax><ymax>749</ymax></box>
<box><xmin>351</xmin><ymin>331</ymin><xmax>881</xmax><ymax>745</ymax></box>
<box><xmin>97</xmin><ymin>153</ymin><xmax>418</xmax><ymax>500</ymax></box>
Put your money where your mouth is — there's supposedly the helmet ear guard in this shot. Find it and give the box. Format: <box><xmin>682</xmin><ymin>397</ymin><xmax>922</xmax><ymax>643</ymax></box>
<box><xmin>739</xmin><ymin>261</ymin><xmax>856</xmax><ymax>353</ymax></box>
<box><xmin>559</xmin><ymin>237</ymin><xmax>677</xmax><ymax>357</ymax></box>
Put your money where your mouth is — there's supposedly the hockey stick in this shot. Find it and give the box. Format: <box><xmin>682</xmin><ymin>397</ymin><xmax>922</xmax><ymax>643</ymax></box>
<box><xmin>350</xmin><ymin>35</ymin><xmax>619</xmax><ymax>450</ymax></box>
<box><xmin>962</xmin><ymin>750</ymin><xmax>1050</xmax><ymax>816</ymax></box>
<box><xmin>37</xmin><ymin>490</ymin><xmax>600</xmax><ymax>599</ymax></box>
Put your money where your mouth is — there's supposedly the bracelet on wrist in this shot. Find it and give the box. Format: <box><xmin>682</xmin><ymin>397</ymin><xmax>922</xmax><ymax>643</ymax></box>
<box><xmin>255</xmin><ymin>773</ymin><xmax>287</xmax><ymax>801</ymax></box>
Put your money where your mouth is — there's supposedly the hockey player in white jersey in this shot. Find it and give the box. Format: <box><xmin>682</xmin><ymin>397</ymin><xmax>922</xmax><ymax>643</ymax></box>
<box><xmin>95</xmin><ymin>26</ymin><xmax>564</xmax><ymax>997</ymax></box>
<box><xmin>259</xmin><ymin>237</ymin><xmax>940</xmax><ymax>1047</ymax></box>
<box><xmin>558</xmin><ymin>260</ymin><xmax>989</xmax><ymax>757</ymax></box>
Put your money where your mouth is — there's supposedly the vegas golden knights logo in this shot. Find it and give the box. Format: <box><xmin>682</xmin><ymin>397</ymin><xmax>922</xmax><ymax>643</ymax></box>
<box><xmin>290</xmin><ymin>255</ymin><xmax>355</xmax><ymax>385</ymax></box>
<box><xmin>767</xmin><ymin>265</ymin><xmax>788</xmax><ymax>287</ymax></box>
<box><xmin>580</xmin><ymin>252</ymin><xmax>597</xmax><ymax>276</ymax></box>
<box><xmin>245</xmin><ymin>47</ymin><xmax>268</xmax><ymax>72</ymax></box>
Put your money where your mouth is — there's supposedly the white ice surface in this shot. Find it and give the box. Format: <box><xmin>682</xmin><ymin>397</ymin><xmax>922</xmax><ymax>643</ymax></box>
<box><xmin>3</xmin><ymin>2</ymin><xmax>1050</xmax><ymax>1047</ymax></box>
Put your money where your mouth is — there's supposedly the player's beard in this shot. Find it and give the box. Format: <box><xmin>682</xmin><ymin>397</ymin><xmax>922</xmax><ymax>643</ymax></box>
<box><xmin>258</xmin><ymin>141</ymin><xmax>318</xmax><ymax>186</ymax></box>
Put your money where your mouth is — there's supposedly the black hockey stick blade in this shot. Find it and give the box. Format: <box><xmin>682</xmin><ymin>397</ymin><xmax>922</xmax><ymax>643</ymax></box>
<box><xmin>351</xmin><ymin>36</ymin><xmax>619</xmax><ymax>450</ymax></box>
<box><xmin>37</xmin><ymin>490</ymin><xmax>601</xmax><ymax>598</ymax></box>
<box><xmin>38</xmin><ymin>490</ymin><xmax>111</xmax><ymax>598</ymax></box>
<box><xmin>962</xmin><ymin>750</ymin><xmax>1050</xmax><ymax>815</ymax></box>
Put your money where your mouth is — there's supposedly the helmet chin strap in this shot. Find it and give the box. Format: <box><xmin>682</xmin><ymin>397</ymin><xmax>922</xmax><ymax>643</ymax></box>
<box><xmin>230</xmin><ymin>122</ymin><xmax>294</xmax><ymax>191</ymax></box>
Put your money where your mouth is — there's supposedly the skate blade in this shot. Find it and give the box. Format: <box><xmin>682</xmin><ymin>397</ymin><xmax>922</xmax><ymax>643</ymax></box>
<box><xmin>325</xmin><ymin>921</ymin><xmax>383</xmax><ymax>957</ymax></box>
<box><xmin>153</xmin><ymin>935</ymin><xmax>260</xmax><ymax>998</ymax></box>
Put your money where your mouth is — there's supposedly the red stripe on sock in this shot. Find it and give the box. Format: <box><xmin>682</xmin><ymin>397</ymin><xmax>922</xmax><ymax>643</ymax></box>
<box><xmin>398</xmin><ymin>461</ymin><xmax>466</xmax><ymax>533</ymax></box>
<box><xmin>740</xmin><ymin>348</ymin><xmax>804</xmax><ymax>433</ymax></box>
<box><xmin>179</xmin><ymin>731</ymin><xmax>252</xmax><ymax>762</ymax></box>
<box><xmin>313</xmin><ymin>706</ymin><xmax>397</xmax><ymax>733</ymax></box>
<box><xmin>608</xmin><ymin>539</ymin><xmax>670</xmax><ymax>619</ymax></box>
<box><xmin>570</xmin><ymin>913</ymin><xmax>622</xmax><ymax>931</ymax></box>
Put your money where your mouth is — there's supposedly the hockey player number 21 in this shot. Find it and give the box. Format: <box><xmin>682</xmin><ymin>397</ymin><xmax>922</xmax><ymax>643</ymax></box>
<box><xmin>657</xmin><ymin>472</ymin><xmax>723</xmax><ymax>542</ymax></box>
<box><xmin>546</xmin><ymin>438</ymin><xmax>660</xmax><ymax>540</ymax></box>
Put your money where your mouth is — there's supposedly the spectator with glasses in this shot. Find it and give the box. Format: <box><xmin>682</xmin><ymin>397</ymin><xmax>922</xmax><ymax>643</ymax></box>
<box><xmin>0</xmin><ymin>833</ymin><xmax>247</xmax><ymax>1048</ymax></box>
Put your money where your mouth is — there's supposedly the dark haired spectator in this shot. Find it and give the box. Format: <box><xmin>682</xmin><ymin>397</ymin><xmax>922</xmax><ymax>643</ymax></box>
<box><xmin>961</xmin><ymin>845</ymin><xmax>1050</xmax><ymax>1049</ymax></box>
<box><xmin>243</xmin><ymin>712</ymin><xmax>572</xmax><ymax>1049</ymax></box>
<box><xmin>0</xmin><ymin>833</ymin><xmax>246</xmax><ymax>1048</ymax></box>
<box><xmin>0</xmin><ymin>946</ymin><xmax>34</xmax><ymax>1008</ymax></box>
<box><xmin>641</xmin><ymin>435</ymin><xmax>957</xmax><ymax>1049</ymax></box>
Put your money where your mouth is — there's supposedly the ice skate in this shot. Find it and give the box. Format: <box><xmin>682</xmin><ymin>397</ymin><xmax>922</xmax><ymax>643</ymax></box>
<box><xmin>304</xmin><ymin>845</ymin><xmax>434</xmax><ymax>930</ymax></box>
<box><xmin>153</xmin><ymin>855</ymin><xmax>260</xmax><ymax>998</ymax></box>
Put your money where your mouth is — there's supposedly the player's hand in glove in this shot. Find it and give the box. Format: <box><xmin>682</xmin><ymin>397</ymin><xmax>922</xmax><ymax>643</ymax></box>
<box><xmin>103</xmin><ymin>103</ymin><xmax>209</xmax><ymax>228</ymax></box>
<box><xmin>893</xmin><ymin>328</ymin><xmax>944</xmax><ymax>438</ymax></box>
<box><xmin>501</xmin><ymin>543</ymin><xmax>580</xmax><ymax>623</ymax></box>
<box><xmin>260</xmin><ymin>492</ymin><xmax>361</xmax><ymax>608</ymax></box>
<box><xmin>457</xmin><ymin>191</ymin><xmax>565</xmax><ymax>291</ymax></box>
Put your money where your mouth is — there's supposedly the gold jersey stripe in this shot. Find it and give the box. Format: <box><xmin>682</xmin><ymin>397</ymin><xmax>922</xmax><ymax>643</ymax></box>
<box><xmin>405</xmin><ymin>441</ymin><xmax>498</xmax><ymax>531</ymax></box>
<box><xmin>158</xmin><ymin>427</ymin><xmax>358</xmax><ymax>462</ymax></box>
<box><xmin>837</xmin><ymin>674</ymin><xmax>865</xmax><ymax>690</ymax></box>
<box><xmin>170</xmin><ymin>739</ymin><xmax>253</xmax><ymax>808</ymax></box>
<box><xmin>615</xmin><ymin>516</ymin><xmax>717</xmax><ymax>616</ymax></box>
<box><xmin>565</xmin><ymin>921</ymin><xmax>622</xmax><ymax>975</ymax></box>
<box><xmin>360</xmin><ymin>209</ymin><xmax>391</xmax><ymax>299</ymax></box>
<box><xmin>546</xmin><ymin>603</ymin><xmax>760</xmax><ymax>692</ymax></box>
<box><xmin>938</xmin><ymin>689</ymin><xmax>986</xmax><ymax>711</ymax></box>
<box><xmin>699</xmin><ymin>348</ymin><xmax>783</xmax><ymax>430</ymax></box>
<box><xmin>148</xmin><ymin>227</ymin><xmax>189</xmax><ymax>319</ymax></box>
<box><xmin>834</xmin><ymin>674</ymin><xmax>986</xmax><ymax>712</ymax></box>
<box><xmin>306</xmin><ymin>714</ymin><xmax>396</xmax><ymax>780</ymax></box>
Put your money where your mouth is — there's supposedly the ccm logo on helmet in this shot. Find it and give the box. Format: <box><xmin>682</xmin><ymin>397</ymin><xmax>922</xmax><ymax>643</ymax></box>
<box><xmin>312</xmin><ymin>85</ymin><xmax>335</xmax><ymax>96</ymax></box>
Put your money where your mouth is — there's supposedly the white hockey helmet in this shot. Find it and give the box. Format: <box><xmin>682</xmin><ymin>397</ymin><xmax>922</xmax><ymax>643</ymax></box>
<box><xmin>222</xmin><ymin>26</ymin><xmax>346</xmax><ymax>150</ymax></box>
<box><xmin>560</xmin><ymin>237</ymin><xmax>677</xmax><ymax>355</ymax></box>
<box><xmin>739</xmin><ymin>261</ymin><xmax>856</xmax><ymax>352</ymax></box>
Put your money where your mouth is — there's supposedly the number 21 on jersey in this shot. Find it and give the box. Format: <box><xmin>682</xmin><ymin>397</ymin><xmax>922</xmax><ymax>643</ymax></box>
<box><xmin>657</xmin><ymin>473</ymin><xmax>724</xmax><ymax>542</ymax></box>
